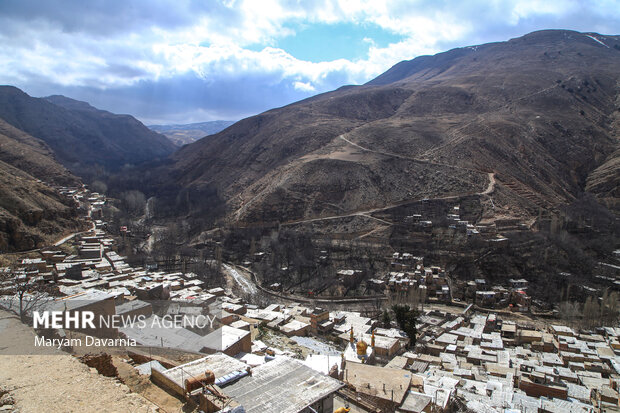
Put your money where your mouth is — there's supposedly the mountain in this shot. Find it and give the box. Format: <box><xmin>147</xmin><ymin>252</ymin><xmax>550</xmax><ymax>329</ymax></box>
<box><xmin>0</xmin><ymin>118</ymin><xmax>79</xmax><ymax>187</ymax></box>
<box><xmin>148</xmin><ymin>121</ymin><xmax>236</xmax><ymax>146</ymax></box>
<box><xmin>0</xmin><ymin>119</ymin><xmax>83</xmax><ymax>252</ymax></box>
<box><xmin>137</xmin><ymin>30</ymin><xmax>619</xmax><ymax>234</ymax></box>
<box><xmin>0</xmin><ymin>87</ymin><xmax>176</xmax><ymax>177</ymax></box>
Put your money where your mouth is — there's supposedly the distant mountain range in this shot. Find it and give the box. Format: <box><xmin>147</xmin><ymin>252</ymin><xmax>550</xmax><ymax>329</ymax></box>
<box><xmin>148</xmin><ymin>120</ymin><xmax>236</xmax><ymax>146</ymax></box>
<box><xmin>0</xmin><ymin>87</ymin><xmax>176</xmax><ymax>177</ymax></box>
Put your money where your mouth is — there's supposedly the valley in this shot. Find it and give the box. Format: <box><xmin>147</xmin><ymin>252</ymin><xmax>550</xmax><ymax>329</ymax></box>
<box><xmin>0</xmin><ymin>27</ymin><xmax>619</xmax><ymax>413</ymax></box>
<box><xmin>0</xmin><ymin>30</ymin><xmax>617</xmax><ymax>307</ymax></box>
<box><xmin>100</xmin><ymin>30</ymin><xmax>619</xmax><ymax>309</ymax></box>
<box><xmin>148</xmin><ymin>121</ymin><xmax>236</xmax><ymax>146</ymax></box>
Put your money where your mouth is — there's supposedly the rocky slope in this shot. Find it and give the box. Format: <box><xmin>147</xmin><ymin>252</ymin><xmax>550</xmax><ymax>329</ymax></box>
<box><xmin>0</xmin><ymin>87</ymin><xmax>176</xmax><ymax>176</ymax></box>
<box><xmin>138</xmin><ymin>30</ymin><xmax>619</xmax><ymax>230</ymax></box>
<box><xmin>0</xmin><ymin>310</ymin><xmax>157</xmax><ymax>412</ymax></box>
<box><xmin>0</xmin><ymin>119</ymin><xmax>78</xmax><ymax>186</ymax></box>
<box><xmin>0</xmin><ymin>119</ymin><xmax>82</xmax><ymax>251</ymax></box>
<box><xmin>585</xmin><ymin>85</ymin><xmax>620</xmax><ymax>214</ymax></box>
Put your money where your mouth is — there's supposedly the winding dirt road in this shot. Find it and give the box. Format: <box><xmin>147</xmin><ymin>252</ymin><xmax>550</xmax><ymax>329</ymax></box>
<box><xmin>281</xmin><ymin>134</ymin><xmax>496</xmax><ymax>228</ymax></box>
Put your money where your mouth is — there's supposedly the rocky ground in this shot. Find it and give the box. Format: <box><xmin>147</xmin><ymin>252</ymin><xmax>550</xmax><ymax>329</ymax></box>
<box><xmin>0</xmin><ymin>310</ymin><xmax>158</xmax><ymax>413</ymax></box>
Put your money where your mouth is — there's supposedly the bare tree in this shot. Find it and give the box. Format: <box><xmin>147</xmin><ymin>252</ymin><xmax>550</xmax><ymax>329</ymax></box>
<box><xmin>214</xmin><ymin>245</ymin><xmax>223</xmax><ymax>270</ymax></box>
<box><xmin>601</xmin><ymin>290</ymin><xmax>619</xmax><ymax>326</ymax></box>
<box><xmin>120</xmin><ymin>190</ymin><xmax>147</xmax><ymax>217</ymax></box>
<box><xmin>558</xmin><ymin>301</ymin><xmax>581</xmax><ymax>328</ymax></box>
<box><xmin>90</xmin><ymin>180</ymin><xmax>108</xmax><ymax>195</ymax></box>
<box><xmin>582</xmin><ymin>296</ymin><xmax>600</xmax><ymax>330</ymax></box>
<box><xmin>1</xmin><ymin>268</ymin><xmax>52</xmax><ymax>322</ymax></box>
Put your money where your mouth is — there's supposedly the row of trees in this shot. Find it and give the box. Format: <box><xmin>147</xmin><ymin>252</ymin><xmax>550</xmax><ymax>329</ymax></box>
<box><xmin>226</xmin><ymin>228</ymin><xmax>357</xmax><ymax>293</ymax></box>
<box><xmin>558</xmin><ymin>290</ymin><xmax>620</xmax><ymax>329</ymax></box>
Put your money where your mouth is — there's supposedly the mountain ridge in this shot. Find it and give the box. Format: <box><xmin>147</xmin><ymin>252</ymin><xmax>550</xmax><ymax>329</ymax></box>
<box><xmin>0</xmin><ymin>87</ymin><xmax>177</xmax><ymax>177</ymax></box>
<box><xmin>130</xmin><ymin>30</ymin><xmax>619</xmax><ymax>232</ymax></box>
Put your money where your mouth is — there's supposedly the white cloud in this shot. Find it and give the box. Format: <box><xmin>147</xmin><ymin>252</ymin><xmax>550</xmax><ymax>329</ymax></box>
<box><xmin>0</xmin><ymin>0</ymin><xmax>619</xmax><ymax>122</ymax></box>
<box><xmin>512</xmin><ymin>0</ymin><xmax>576</xmax><ymax>20</ymax></box>
<box><xmin>293</xmin><ymin>81</ymin><xmax>317</xmax><ymax>92</ymax></box>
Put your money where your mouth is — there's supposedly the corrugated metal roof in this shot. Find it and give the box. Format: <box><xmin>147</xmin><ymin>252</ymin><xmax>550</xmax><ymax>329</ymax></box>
<box><xmin>224</xmin><ymin>356</ymin><xmax>343</xmax><ymax>413</ymax></box>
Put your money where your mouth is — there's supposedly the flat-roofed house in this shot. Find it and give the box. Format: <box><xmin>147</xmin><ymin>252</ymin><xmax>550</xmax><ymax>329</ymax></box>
<box><xmin>280</xmin><ymin>320</ymin><xmax>310</xmax><ymax>337</ymax></box>
<box><xmin>200</xmin><ymin>326</ymin><xmax>252</xmax><ymax>356</ymax></box>
<box><xmin>224</xmin><ymin>356</ymin><xmax>344</xmax><ymax>413</ymax></box>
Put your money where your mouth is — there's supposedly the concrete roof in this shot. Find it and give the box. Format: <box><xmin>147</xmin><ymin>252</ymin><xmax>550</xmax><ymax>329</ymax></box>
<box><xmin>48</xmin><ymin>289</ymin><xmax>116</xmax><ymax>311</ymax></box>
<box><xmin>385</xmin><ymin>356</ymin><xmax>409</xmax><ymax>370</ymax></box>
<box><xmin>135</xmin><ymin>360</ymin><xmax>165</xmax><ymax>375</ymax></box>
<box><xmin>332</xmin><ymin>311</ymin><xmax>372</xmax><ymax>335</ymax></box>
<box><xmin>120</xmin><ymin>318</ymin><xmax>248</xmax><ymax>354</ymax></box>
<box><xmin>436</xmin><ymin>333</ymin><xmax>459</xmax><ymax>346</ymax></box>
<box><xmin>201</xmin><ymin>326</ymin><xmax>250</xmax><ymax>353</ymax></box>
<box><xmin>399</xmin><ymin>390</ymin><xmax>432</xmax><ymax>413</ymax></box>
<box><xmin>230</xmin><ymin>320</ymin><xmax>250</xmax><ymax>330</ymax></box>
<box><xmin>344</xmin><ymin>362</ymin><xmax>412</xmax><ymax>404</ymax></box>
<box><xmin>303</xmin><ymin>354</ymin><xmax>341</xmax><ymax>375</ymax></box>
<box><xmin>120</xmin><ymin>315</ymin><xmax>203</xmax><ymax>352</ymax></box>
<box><xmin>374</xmin><ymin>327</ymin><xmax>408</xmax><ymax>339</ymax></box>
<box><xmin>245</xmin><ymin>309</ymin><xmax>286</xmax><ymax>322</ymax></box>
<box><xmin>115</xmin><ymin>299</ymin><xmax>151</xmax><ymax>315</ymax></box>
<box><xmin>223</xmin><ymin>357</ymin><xmax>343</xmax><ymax>413</ymax></box>
<box><xmin>237</xmin><ymin>352</ymin><xmax>267</xmax><ymax>367</ymax></box>
<box><xmin>361</xmin><ymin>333</ymin><xmax>399</xmax><ymax>349</ymax></box>
<box><xmin>566</xmin><ymin>382</ymin><xmax>592</xmax><ymax>402</ymax></box>
<box><xmin>551</xmin><ymin>324</ymin><xmax>574</xmax><ymax>334</ymax></box>
<box><xmin>280</xmin><ymin>320</ymin><xmax>309</xmax><ymax>334</ymax></box>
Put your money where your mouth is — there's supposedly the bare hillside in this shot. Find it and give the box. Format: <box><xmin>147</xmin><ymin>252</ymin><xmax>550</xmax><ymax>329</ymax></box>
<box><xmin>136</xmin><ymin>30</ymin><xmax>620</xmax><ymax>228</ymax></box>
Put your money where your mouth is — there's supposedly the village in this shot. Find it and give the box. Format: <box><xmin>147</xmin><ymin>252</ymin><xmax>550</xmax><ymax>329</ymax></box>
<box><xmin>1</xmin><ymin>186</ymin><xmax>620</xmax><ymax>413</ymax></box>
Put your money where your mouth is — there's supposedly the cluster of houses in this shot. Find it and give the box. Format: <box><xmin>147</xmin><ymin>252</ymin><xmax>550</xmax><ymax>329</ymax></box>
<box><xmin>2</xmin><ymin>226</ymin><xmax>221</xmax><ymax>304</ymax></box>
<box><xmin>374</xmin><ymin>250</ymin><xmax>534</xmax><ymax>312</ymax></box>
<box><xmin>1</xmin><ymin>186</ymin><xmax>227</xmax><ymax>303</ymax></box>
<box><xmin>130</xmin><ymin>299</ymin><xmax>620</xmax><ymax>412</ymax></box>
<box><xmin>382</xmin><ymin>253</ymin><xmax>451</xmax><ymax>301</ymax></box>
<box><xmin>3</xmin><ymin>186</ymin><xmax>620</xmax><ymax>413</ymax></box>
<box><xmin>401</xmin><ymin>308</ymin><xmax>620</xmax><ymax>412</ymax></box>
<box><xmin>405</xmin><ymin>205</ymin><xmax>515</xmax><ymax>242</ymax></box>
<box><xmin>456</xmin><ymin>278</ymin><xmax>533</xmax><ymax>312</ymax></box>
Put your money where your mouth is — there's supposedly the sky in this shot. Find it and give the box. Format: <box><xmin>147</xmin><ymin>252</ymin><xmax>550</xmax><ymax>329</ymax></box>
<box><xmin>0</xmin><ymin>0</ymin><xmax>619</xmax><ymax>125</ymax></box>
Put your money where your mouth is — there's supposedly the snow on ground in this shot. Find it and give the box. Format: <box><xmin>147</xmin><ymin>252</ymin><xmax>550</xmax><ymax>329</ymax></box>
<box><xmin>586</xmin><ymin>35</ymin><xmax>609</xmax><ymax>48</ymax></box>
<box><xmin>291</xmin><ymin>336</ymin><xmax>341</xmax><ymax>356</ymax></box>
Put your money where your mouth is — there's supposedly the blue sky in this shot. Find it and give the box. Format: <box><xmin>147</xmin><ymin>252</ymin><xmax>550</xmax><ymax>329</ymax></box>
<box><xmin>0</xmin><ymin>0</ymin><xmax>619</xmax><ymax>124</ymax></box>
<box><xmin>263</xmin><ymin>22</ymin><xmax>405</xmax><ymax>62</ymax></box>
